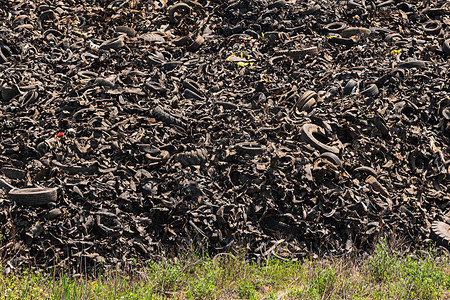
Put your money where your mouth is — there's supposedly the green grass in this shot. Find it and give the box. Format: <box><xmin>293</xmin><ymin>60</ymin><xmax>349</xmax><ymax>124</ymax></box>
<box><xmin>0</xmin><ymin>240</ymin><xmax>449</xmax><ymax>299</ymax></box>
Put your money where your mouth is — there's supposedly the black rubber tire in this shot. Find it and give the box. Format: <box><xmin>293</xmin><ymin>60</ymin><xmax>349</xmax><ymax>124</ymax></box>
<box><xmin>398</xmin><ymin>60</ymin><xmax>427</xmax><ymax>69</ymax></box>
<box><xmin>184</xmin><ymin>88</ymin><xmax>205</xmax><ymax>101</ymax></box>
<box><xmin>116</xmin><ymin>26</ymin><xmax>136</xmax><ymax>38</ymax></box>
<box><xmin>169</xmin><ymin>3</ymin><xmax>192</xmax><ymax>24</ymax></box>
<box><xmin>0</xmin><ymin>45</ymin><xmax>11</xmax><ymax>63</ymax></box>
<box><xmin>320</xmin><ymin>152</ymin><xmax>342</xmax><ymax>166</ymax></box>
<box><xmin>38</xmin><ymin>10</ymin><xmax>58</xmax><ymax>29</ymax></box>
<box><xmin>443</xmin><ymin>39</ymin><xmax>450</xmax><ymax>55</ymax></box>
<box><xmin>1</xmin><ymin>167</ymin><xmax>26</xmax><ymax>180</ymax></box>
<box><xmin>173</xmin><ymin>149</ymin><xmax>208</xmax><ymax>167</ymax></box>
<box><xmin>442</xmin><ymin>107</ymin><xmax>450</xmax><ymax>120</ymax></box>
<box><xmin>422</xmin><ymin>20</ymin><xmax>442</xmax><ymax>35</ymax></box>
<box><xmin>268</xmin><ymin>0</ymin><xmax>286</xmax><ymax>9</ymax></box>
<box><xmin>354</xmin><ymin>166</ymin><xmax>378</xmax><ymax>177</ymax></box>
<box><xmin>301</xmin><ymin>124</ymin><xmax>340</xmax><ymax>154</ymax></box>
<box><xmin>295</xmin><ymin>90</ymin><xmax>317</xmax><ymax>112</ymax></box>
<box><xmin>340</xmin><ymin>27</ymin><xmax>371</xmax><ymax>38</ymax></box>
<box><xmin>328</xmin><ymin>36</ymin><xmax>355</xmax><ymax>46</ymax></box>
<box><xmin>215</xmin><ymin>102</ymin><xmax>238</xmax><ymax>110</ymax></box>
<box><xmin>385</xmin><ymin>33</ymin><xmax>402</xmax><ymax>42</ymax></box>
<box><xmin>183</xmin><ymin>79</ymin><xmax>205</xmax><ymax>98</ymax></box>
<box><xmin>236</xmin><ymin>142</ymin><xmax>266</xmax><ymax>155</ymax></box>
<box><xmin>343</xmin><ymin>79</ymin><xmax>358</xmax><ymax>95</ymax></box>
<box><xmin>0</xmin><ymin>178</ymin><xmax>15</xmax><ymax>192</ymax></box>
<box><xmin>9</xmin><ymin>187</ymin><xmax>58</xmax><ymax>206</ymax></box>
<box><xmin>361</xmin><ymin>84</ymin><xmax>379</xmax><ymax>97</ymax></box>
<box><xmin>324</xmin><ymin>22</ymin><xmax>347</xmax><ymax>33</ymax></box>
<box><xmin>287</xmin><ymin>47</ymin><xmax>319</xmax><ymax>59</ymax></box>
<box><xmin>153</xmin><ymin>106</ymin><xmax>188</xmax><ymax>129</ymax></box>
<box><xmin>1</xmin><ymin>85</ymin><xmax>21</xmax><ymax>101</ymax></box>
<box><xmin>369</xmin><ymin>27</ymin><xmax>391</xmax><ymax>35</ymax></box>
<box><xmin>188</xmin><ymin>35</ymin><xmax>204</xmax><ymax>52</ymax></box>
<box><xmin>99</xmin><ymin>37</ymin><xmax>125</xmax><ymax>50</ymax></box>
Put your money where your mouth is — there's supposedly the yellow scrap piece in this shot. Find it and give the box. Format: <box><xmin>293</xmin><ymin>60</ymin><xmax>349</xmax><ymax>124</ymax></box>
<box><xmin>236</xmin><ymin>62</ymin><xmax>254</xmax><ymax>67</ymax></box>
<box><xmin>226</xmin><ymin>53</ymin><xmax>236</xmax><ymax>61</ymax></box>
<box><xmin>390</xmin><ymin>49</ymin><xmax>402</xmax><ymax>55</ymax></box>
<box><xmin>327</xmin><ymin>35</ymin><xmax>337</xmax><ymax>39</ymax></box>
<box><xmin>74</xmin><ymin>31</ymin><xmax>88</xmax><ymax>38</ymax></box>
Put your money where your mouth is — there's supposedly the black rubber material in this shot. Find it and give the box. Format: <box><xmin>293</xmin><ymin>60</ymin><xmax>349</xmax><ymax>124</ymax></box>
<box><xmin>0</xmin><ymin>178</ymin><xmax>15</xmax><ymax>192</ymax></box>
<box><xmin>99</xmin><ymin>37</ymin><xmax>125</xmax><ymax>50</ymax></box>
<box><xmin>398</xmin><ymin>60</ymin><xmax>427</xmax><ymax>69</ymax></box>
<box><xmin>301</xmin><ymin>124</ymin><xmax>340</xmax><ymax>154</ymax></box>
<box><xmin>377</xmin><ymin>0</ymin><xmax>395</xmax><ymax>8</ymax></box>
<box><xmin>1</xmin><ymin>85</ymin><xmax>21</xmax><ymax>101</ymax></box>
<box><xmin>215</xmin><ymin>102</ymin><xmax>238</xmax><ymax>109</ymax></box>
<box><xmin>443</xmin><ymin>107</ymin><xmax>450</xmax><ymax>120</ymax></box>
<box><xmin>324</xmin><ymin>22</ymin><xmax>347</xmax><ymax>33</ymax></box>
<box><xmin>0</xmin><ymin>45</ymin><xmax>11</xmax><ymax>63</ymax></box>
<box><xmin>94</xmin><ymin>78</ymin><xmax>115</xmax><ymax>88</ymax></box>
<box><xmin>320</xmin><ymin>152</ymin><xmax>342</xmax><ymax>166</ymax></box>
<box><xmin>169</xmin><ymin>3</ymin><xmax>192</xmax><ymax>24</ymax></box>
<box><xmin>173</xmin><ymin>149</ymin><xmax>208</xmax><ymax>167</ymax></box>
<box><xmin>385</xmin><ymin>33</ymin><xmax>402</xmax><ymax>42</ymax></box>
<box><xmin>328</xmin><ymin>36</ymin><xmax>355</xmax><ymax>46</ymax></box>
<box><xmin>369</xmin><ymin>27</ymin><xmax>391</xmax><ymax>35</ymax></box>
<box><xmin>152</xmin><ymin>106</ymin><xmax>188</xmax><ymax>129</ymax></box>
<box><xmin>397</xmin><ymin>2</ymin><xmax>413</xmax><ymax>11</ymax></box>
<box><xmin>145</xmin><ymin>149</ymin><xmax>170</xmax><ymax>164</ymax></box>
<box><xmin>236</xmin><ymin>142</ymin><xmax>266</xmax><ymax>155</ymax></box>
<box><xmin>183</xmin><ymin>79</ymin><xmax>205</xmax><ymax>98</ymax></box>
<box><xmin>295</xmin><ymin>90</ymin><xmax>317</xmax><ymax>112</ymax></box>
<box><xmin>443</xmin><ymin>39</ymin><xmax>450</xmax><ymax>55</ymax></box>
<box><xmin>9</xmin><ymin>187</ymin><xmax>58</xmax><ymax>206</ymax></box>
<box><xmin>188</xmin><ymin>35</ymin><xmax>204</xmax><ymax>52</ymax></box>
<box><xmin>38</xmin><ymin>10</ymin><xmax>58</xmax><ymax>29</ymax></box>
<box><xmin>1</xmin><ymin>167</ymin><xmax>26</xmax><ymax>180</ymax></box>
<box><xmin>340</xmin><ymin>27</ymin><xmax>371</xmax><ymax>38</ymax></box>
<box><xmin>361</xmin><ymin>84</ymin><xmax>379</xmax><ymax>97</ymax></box>
<box><xmin>116</xmin><ymin>26</ymin><xmax>136</xmax><ymax>37</ymax></box>
<box><xmin>422</xmin><ymin>20</ymin><xmax>442</xmax><ymax>35</ymax></box>
<box><xmin>354</xmin><ymin>166</ymin><xmax>378</xmax><ymax>177</ymax></box>
<box><xmin>343</xmin><ymin>79</ymin><xmax>358</xmax><ymax>95</ymax></box>
<box><xmin>184</xmin><ymin>88</ymin><xmax>205</xmax><ymax>101</ymax></box>
<box><xmin>268</xmin><ymin>0</ymin><xmax>286</xmax><ymax>9</ymax></box>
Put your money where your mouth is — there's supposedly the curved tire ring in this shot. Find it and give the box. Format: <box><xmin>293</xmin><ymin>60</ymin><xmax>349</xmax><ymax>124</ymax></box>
<box><xmin>295</xmin><ymin>90</ymin><xmax>317</xmax><ymax>112</ymax></box>
<box><xmin>169</xmin><ymin>3</ymin><xmax>192</xmax><ymax>24</ymax></box>
<box><xmin>38</xmin><ymin>10</ymin><xmax>59</xmax><ymax>29</ymax></box>
<box><xmin>423</xmin><ymin>20</ymin><xmax>442</xmax><ymax>35</ymax></box>
<box><xmin>320</xmin><ymin>152</ymin><xmax>342</xmax><ymax>166</ymax></box>
<box><xmin>301</xmin><ymin>124</ymin><xmax>340</xmax><ymax>154</ymax></box>
<box><xmin>236</xmin><ymin>142</ymin><xmax>266</xmax><ymax>155</ymax></box>
<box><xmin>361</xmin><ymin>83</ymin><xmax>379</xmax><ymax>97</ymax></box>
<box><xmin>324</xmin><ymin>22</ymin><xmax>347</xmax><ymax>33</ymax></box>
<box><xmin>343</xmin><ymin>79</ymin><xmax>358</xmax><ymax>95</ymax></box>
<box><xmin>354</xmin><ymin>166</ymin><xmax>378</xmax><ymax>177</ymax></box>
